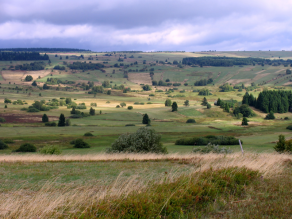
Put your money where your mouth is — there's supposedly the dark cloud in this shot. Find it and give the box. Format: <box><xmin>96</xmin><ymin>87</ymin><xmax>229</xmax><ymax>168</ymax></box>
<box><xmin>1</xmin><ymin>0</ymin><xmax>292</xmax><ymax>51</ymax></box>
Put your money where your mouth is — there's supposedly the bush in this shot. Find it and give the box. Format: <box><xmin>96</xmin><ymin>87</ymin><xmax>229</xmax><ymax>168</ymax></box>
<box><xmin>0</xmin><ymin>140</ymin><xmax>8</xmax><ymax>150</ymax></box>
<box><xmin>45</xmin><ymin>122</ymin><xmax>57</xmax><ymax>126</ymax></box>
<box><xmin>286</xmin><ymin>125</ymin><xmax>292</xmax><ymax>130</ymax></box>
<box><xmin>265</xmin><ymin>112</ymin><xmax>275</xmax><ymax>120</ymax></box>
<box><xmin>3</xmin><ymin>139</ymin><xmax>14</xmax><ymax>144</ymax></box>
<box><xmin>186</xmin><ymin>119</ymin><xmax>196</xmax><ymax>123</ymax></box>
<box><xmin>84</xmin><ymin>132</ymin><xmax>94</xmax><ymax>136</ymax></box>
<box><xmin>15</xmin><ymin>143</ymin><xmax>36</xmax><ymax>152</ymax></box>
<box><xmin>0</xmin><ymin>117</ymin><xmax>6</xmax><ymax>122</ymax></box>
<box><xmin>74</xmin><ymin>139</ymin><xmax>90</xmax><ymax>148</ymax></box>
<box><xmin>284</xmin><ymin>117</ymin><xmax>289</xmax><ymax>120</ymax></box>
<box><xmin>128</xmin><ymin>106</ymin><xmax>133</xmax><ymax>110</ymax></box>
<box><xmin>107</xmin><ymin>127</ymin><xmax>167</xmax><ymax>153</ymax></box>
<box><xmin>125</xmin><ymin>124</ymin><xmax>135</xmax><ymax>126</ymax></box>
<box><xmin>40</xmin><ymin>145</ymin><xmax>62</xmax><ymax>155</ymax></box>
<box><xmin>193</xmin><ymin>143</ymin><xmax>233</xmax><ymax>154</ymax></box>
<box><xmin>175</xmin><ymin>135</ymin><xmax>241</xmax><ymax>146</ymax></box>
<box><xmin>27</xmin><ymin>107</ymin><xmax>40</xmax><ymax>112</ymax></box>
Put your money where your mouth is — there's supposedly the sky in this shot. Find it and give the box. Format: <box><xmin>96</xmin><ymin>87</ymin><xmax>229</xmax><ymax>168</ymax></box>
<box><xmin>1</xmin><ymin>0</ymin><xmax>292</xmax><ymax>51</ymax></box>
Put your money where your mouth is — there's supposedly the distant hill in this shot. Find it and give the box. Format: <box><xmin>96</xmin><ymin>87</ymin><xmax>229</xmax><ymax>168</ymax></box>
<box><xmin>0</xmin><ymin>48</ymin><xmax>91</xmax><ymax>52</ymax></box>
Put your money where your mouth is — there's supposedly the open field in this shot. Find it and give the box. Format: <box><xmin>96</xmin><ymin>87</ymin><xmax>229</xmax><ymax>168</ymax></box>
<box><xmin>1</xmin><ymin>51</ymin><xmax>292</xmax><ymax>217</ymax></box>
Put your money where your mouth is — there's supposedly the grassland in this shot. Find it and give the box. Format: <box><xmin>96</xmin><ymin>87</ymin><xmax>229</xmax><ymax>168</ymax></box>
<box><xmin>0</xmin><ymin>51</ymin><xmax>292</xmax><ymax>217</ymax></box>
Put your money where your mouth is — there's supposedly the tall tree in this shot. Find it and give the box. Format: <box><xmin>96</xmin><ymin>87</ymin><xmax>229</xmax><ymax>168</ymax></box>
<box><xmin>142</xmin><ymin>114</ymin><xmax>149</xmax><ymax>124</ymax></box>
<box><xmin>42</xmin><ymin>114</ymin><xmax>49</xmax><ymax>123</ymax></box>
<box><xmin>172</xmin><ymin>102</ymin><xmax>178</xmax><ymax>112</ymax></box>
<box><xmin>58</xmin><ymin>114</ymin><xmax>66</xmax><ymax>127</ymax></box>
<box><xmin>89</xmin><ymin>107</ymin><xmax>95</xmax><ymax>116</ymax></box>
<box><xmin>201</xmin><ymin>97</ymin><xmax>208</xmax><ymax>106</ymax></box>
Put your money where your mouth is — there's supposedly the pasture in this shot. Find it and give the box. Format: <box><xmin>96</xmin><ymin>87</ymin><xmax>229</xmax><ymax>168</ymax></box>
<box><xmin>1</xmin><ymin>51</ymin><xmax>292</xmax><ymax>218</ymax></box>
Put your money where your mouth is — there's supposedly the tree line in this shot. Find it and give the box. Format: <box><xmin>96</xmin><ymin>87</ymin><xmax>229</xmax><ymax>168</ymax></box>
<box><xmin>243</xmin><ymin>90</ymin><xmax>292</xmax><ymax>113</ymax></box>
<box><xmin>0</xmin><ymin>52</ymin><xmax>49</xmax><ymax>61</ymax></box>
<box><xmin>0</xmin><ymin>48</ymin><xmax>90</xmax><ymax>52</ymax></box>
<box><xmin>194</xmin><ymin>78</ymin><xmax>213</xmax><ymax>86</ymax></box>
<box><xmin>13</xmin><ymin>62</ymin><xmax>46</xmax><ymax>71</ymax></box>
<box><xmin>182</xmin><ymin>56</ymin><xmax>292</xmax><ymax>67</ymax></box>
<box><xmin>68</xmin><ymin>62</ymin><xmax>104</xmax><ymax>70</ymax></box>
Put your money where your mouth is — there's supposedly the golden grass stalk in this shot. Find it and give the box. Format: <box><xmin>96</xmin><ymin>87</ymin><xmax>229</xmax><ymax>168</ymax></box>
<box><xmin>0</xmin><ymin>152</ymin><xmax>290</xmax><ymax>218</ymax></box>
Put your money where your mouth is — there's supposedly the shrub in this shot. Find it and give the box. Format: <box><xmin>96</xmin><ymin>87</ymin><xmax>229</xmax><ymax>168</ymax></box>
<box><xmin>207</xmin><ymin>103</ymin><xmax>211</xmax><ymax>109</ymax></box>
<box><xmin>20</xmin><ymin>107</ymin><xmax>28</xmax><ymax>111</ymax></box>
<box><xmin>125</xmin><ymin>124</ymin><xmax>135</xmax><ymax>126</ymax></box>
<box><xmin>175</xmin><ymin>135</ymin><xmax>241</xmax><ymax>146</ymax></box>
<box><xmin>15</xmin><ymin>143</ymin><xmax>36</xmax><ymax>152</ymax></box>
<box><xmin>3</xmin><ymin>139</ymin><xmax>14</xmax><ymax>144</ymax></box>
<box><xmin>193</xmin><ymin>143</ymin><xmax>233</xmax><ymax>154</ymax></box>
<box><xmin>286</xmin><ymin>125</ymin><xmax>292</xmax><ymax>130</ymax></box>
<box><xmin>149</xmin><ymin>94</ymin><xmax>155</xmax><ymax>96</ymax></box>
<box><xmin>0</xmin><ymin>140</ymin><xmax>8</xmax><ymax>150</ymax></box>
<box><xmin>128</xmin><ymin>106</ymin><xmax>133</xmax><ymax>110</ymax></box>
<box><xmin>0</xmin><ymin>117</ymin><xmax>6</xmax><ymax>122</ymax></box>
<box><xmin>40</xmin><ymin>145</ymin><xmax>62</xmax><ymax>155</ymax></box>
<box><xmin>70</xmin><ymin>114</ymin><xmax>83</xmax><ymax>118</ymax></box>
<box><xmin>284</xmin><ymin>117</ymin><xmax>289</xmax><ymax>120</ymax></box>
<box><xmin>116</xmin><ymin>105</ymin><xmax>120</xmax><ymax>108</ymax></box>
<box><xmin>27</xmin><ymin>107</ymin><xmax>40</xmax><ymax>112</ymax></box>
<box><xmin>107</xmin><ymin>127</ymin><xmax>167</xmax><ymax>153</ymax></box>
<box><xmin>45</xmin><ymin>122</ymin><xmax>57</xmax><ymax>126</ymax></box>
<box><xmin>84</xmin><ymin>132</ymin><xmax>94</xmax><ymax>136</ymax></box>
<box><xmin>74</xmin><ymin>139</ymin><xmax>90</xmax><ymax>148</ymax></box>
<box><xmin>186</xmin><ymin>119</ymin><xmax>196</xmax><ymax>123</ymax></box>
<box><xmin>265</xmin><ymin>112</ymin><xmax>275</xmax><ymax>120</ymax></box>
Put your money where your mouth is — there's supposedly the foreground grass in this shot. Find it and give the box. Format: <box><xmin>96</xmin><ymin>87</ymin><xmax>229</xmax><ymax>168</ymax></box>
<box><xmin>0</xmin><ymin>152</ymin><xmax>291</xmax><ymax>218</ymax></box>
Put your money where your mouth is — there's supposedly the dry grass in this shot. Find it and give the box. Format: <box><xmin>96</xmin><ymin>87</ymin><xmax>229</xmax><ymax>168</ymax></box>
<box><xmin>0</xmin><ymin>152</ymin><xmax>290</xmax><ymax>218</ymax></box>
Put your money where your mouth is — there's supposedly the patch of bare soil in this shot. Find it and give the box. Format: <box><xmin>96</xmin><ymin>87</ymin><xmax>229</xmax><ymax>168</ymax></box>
<box><xmin>0</xmin><ymin>114</ymin><xmax>58</xmax><ymax>123</ymax></box>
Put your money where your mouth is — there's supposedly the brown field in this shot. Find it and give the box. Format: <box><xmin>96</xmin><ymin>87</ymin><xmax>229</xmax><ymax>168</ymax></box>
<box><xmin>1</xmin><ymin>70</ymin><xmax>51</xmax><ymax>83</ymax></box>
<box><xmin>0</xmin><ymin>113</ymin><xmax>59</xmax><ymax>123</ymax></box>
<box><xmin>128</xmin><ymin>73</ymin><xmax>152</xmax><ymax>85</ymax></box>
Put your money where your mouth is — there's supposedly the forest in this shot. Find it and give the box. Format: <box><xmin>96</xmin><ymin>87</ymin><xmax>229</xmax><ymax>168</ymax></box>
<box><xmin>243</xmin><ymin>90</ymin><xmax>292</xmax><ymax>113</ymax></box>
<box><xmin>182</xmin><ymin>56</ymin><xmax>292</xmax><ymax>67</ymax></box>
<box><xmin>0</xmin><ymin>52</ymin><xmax>49</xmax><ymax>61</ymax></box>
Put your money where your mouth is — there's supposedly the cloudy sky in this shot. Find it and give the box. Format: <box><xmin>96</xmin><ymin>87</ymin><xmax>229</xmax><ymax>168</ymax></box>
<box><xmin>1</xmin><ymin>0</ymin><xmax>292</xmax><ymax>51</ymax></box>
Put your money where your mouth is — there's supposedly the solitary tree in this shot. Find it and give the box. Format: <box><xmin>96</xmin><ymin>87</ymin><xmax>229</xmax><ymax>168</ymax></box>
<box><xmin>58</xmin><ymin>114</ymin><xmax>66</xmax><ymax>127</ymax></box>
<box><xmin>184</xmin><ymin>100</ymin><xmax>190</xmax><ymax>106</ymax></box>
<box><xmin>120</xmin><ymin>102</ymin><xmax>126</xmax><ymax>108</ymax></box>
<box><xmin>31</xmin><ymin>81</ymin><xmax>37</xmax><ymax>86</ymax></box>
<box><xmin>242</xmin><ymin>117</ymin><xmax>248</xmax><ymax>126</ymax></box>
<box><xmin>42</xmin><ymin>114</ymin><xmax>49</xmax><ymax>123</ymax></box>
<box><xmin>172</xmin><ymin>102</ymin><xmax>178</xmax><ymax>112</ymax></box>
<box><xmin>274</xmin><ymin>135</ymin><xmax>286</xmax><ymax>153</ymax></box>
<box><xmin>142</xmin><ymin>113</ymin><xmax>149</xmax><ymax>124</ymax></box>
<box><xmin>201</xmin><ymin>97</ymin><xmax>208</xmax><ymax>106</ymax></box>
<box><xmin>89</xmin><ymin>107</ymin><xmax>95</xmax><ymax>116</ymax></box>
<box><xmin>165</xmin><ymin>99</ymin><xmax>172</xmax><ymax>106</ymax></box>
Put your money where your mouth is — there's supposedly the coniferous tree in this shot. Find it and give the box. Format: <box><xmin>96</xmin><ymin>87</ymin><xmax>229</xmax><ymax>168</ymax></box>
<box><xmin>58</xmin><ymin>114</ymin><xmax>66</xmax><ymax>127</ymax></box>
<box><xmin>201</xmin><ymin>97</ymin><xmax>208</xmax><ymax>106</ymax></box>
<box><xmin>274</xmin><ymin>135</ymin><xmax>286</xmax><ymax>153</ymax></box>
<box><xmin>242</xmin><ymin>117</ymin><xmax>248</xmax><ymax>125</ymax></box>
<box><xmin>142</xmin><ymin>114</ymin><xmax>149</xmax><ymax>124</ymax></box>
<box><xmin>42</xmin><ymin>114</ymin><xmax>49</xmax><ymax>123</ymax></box>
<box><xmin>224</xmin><ymin>104</ymin><xmax>230</xmax><ymax>113</ymax></box>
<box><xmin>242</xmin><ymin>92</ymin><xmax>250</xmax><ymax>105</ymax></box>
<box><xmin>172</xmin><ymin>102</ymin><xmax>178</xmax><ymax>112</ymax></box>
<box><xmin>89</xmin><ymin>107</ymin><xmax>95</xmax><ymax>116</ymax></box>
<box><xmin>217</xmin><ymin>98</ymin><xmax>221</xmax><ymax>106</ymax></box>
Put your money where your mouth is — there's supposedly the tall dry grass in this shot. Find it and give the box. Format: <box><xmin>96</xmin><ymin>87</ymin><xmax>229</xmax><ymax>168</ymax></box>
<box><xmin>0</xmin><ymin>152</ymin><xmax>290</xmax><ymax>218</ymax></box>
